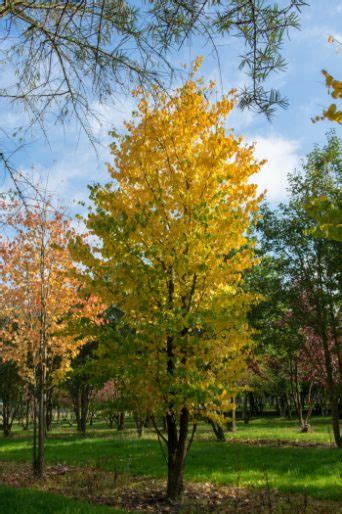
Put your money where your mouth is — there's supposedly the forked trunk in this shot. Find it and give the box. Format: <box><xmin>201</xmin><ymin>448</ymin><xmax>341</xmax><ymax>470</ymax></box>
<box><xmin>74</xmin><ymin>386</ymin><xmax>90</xmax><ymax>434</ymax></box>
<box><xmin>209</xmin><ymin>419</ymin><xmax>225</xmax><ymax>441</ymax></box>
<box><xmin>166</xmin><ymin>407</ymin><xmax>189</xmax><ymax>501</ymax></box>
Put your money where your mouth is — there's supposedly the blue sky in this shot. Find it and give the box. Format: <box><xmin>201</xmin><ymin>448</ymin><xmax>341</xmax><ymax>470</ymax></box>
<box><xmin>1</xmin><ymin>0</ymin><xmax>341</xmax><ymax>218</ymax></box>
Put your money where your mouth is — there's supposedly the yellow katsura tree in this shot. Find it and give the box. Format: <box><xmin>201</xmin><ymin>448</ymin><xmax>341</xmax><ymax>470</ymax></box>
<box><xmin>72</xmin><ymin>62</ymin><xmax>264</xmax><ymax>500</ymax></box>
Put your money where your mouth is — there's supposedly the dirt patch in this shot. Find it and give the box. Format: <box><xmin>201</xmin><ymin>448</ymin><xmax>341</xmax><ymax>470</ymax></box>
<box><xmin>0</xmin><ymin>460</ymin><xmax>341</xmax><ymax>513</ymax></box>
<box><xmin>222</xmin><ymin>438</ymin><xmax>334</xmax><ymax>449</ymax></box>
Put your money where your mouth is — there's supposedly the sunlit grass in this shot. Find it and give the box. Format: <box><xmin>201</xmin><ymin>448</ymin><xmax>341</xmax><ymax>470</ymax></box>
<box><xmin>1</xmin><ymin>416</ymin><xmax>341</xmax><ymax>501</ymax></box>
<box><xmin>7</xmin><ymin>415</ymin><xmax>336</xmax><ymax>444</ymax></box>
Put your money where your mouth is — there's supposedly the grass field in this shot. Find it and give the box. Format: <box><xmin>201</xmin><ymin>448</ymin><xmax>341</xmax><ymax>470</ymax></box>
<box><xmin>7</xmin><ymin>414</ymin><xmax>336</xmax><ymax>444</ymax></box>
<box><xmin>0</xmin><ymin>416</ymin><xmax>341</xmax><ymax>507</ymax></box>
<box><xmin>0</xmin><ymin>485</ymin><xmax>126</xmax><ymax>513</ymax></box>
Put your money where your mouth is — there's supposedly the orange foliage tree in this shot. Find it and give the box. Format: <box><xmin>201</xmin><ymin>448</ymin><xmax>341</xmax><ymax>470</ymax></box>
<box><xmin>0</xmin><ymin>197</ymin><xmax>101</xmax><ymax>476</ymax></box>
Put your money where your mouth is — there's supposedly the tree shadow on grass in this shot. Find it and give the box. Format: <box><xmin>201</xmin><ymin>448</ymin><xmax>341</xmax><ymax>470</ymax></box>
<box><xmin>1</xmin><ymin>433</ymin><xmax>341</xmax><ymax>502</ymax></box>
<box><xmin>0</xmin><ymin>485</ymin><xmax>124</xmax><ymax>514</ymax></box>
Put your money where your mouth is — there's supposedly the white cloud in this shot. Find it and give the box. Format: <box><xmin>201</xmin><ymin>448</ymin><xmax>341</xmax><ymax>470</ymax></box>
<box><xmin>16</xmin><ymin>140</ymin><xmax>110</xmax><ymax>219</ymax></box>
<box><xmin>89</xmin><ymin>96</ymin><xmax>137</xmax><ymax>139</ymax></box>
<box><xmin>249</xmin><ymin>135</ymin><xmax>302</xmax><ymax>205</ymax></box>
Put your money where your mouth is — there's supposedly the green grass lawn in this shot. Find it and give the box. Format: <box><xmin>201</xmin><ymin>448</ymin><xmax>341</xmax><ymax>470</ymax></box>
<box><xmin>197</xmin><ymin>416</ymin><xmax>337</xmax><ymax>445</ymax></box>
<box><xmin>0</xmin><ymin>417</ymin><xmax>341</xmax><ymax>502</ymax></box>
<box><xmin>0</xmin><ymin>485</ymin><xmax>127</xmax><ymax>514</ymax></box>
<box><xmin>8</xmin><ymin>415</ymin><xmax>335</xmax><ymax>444</ymax></box>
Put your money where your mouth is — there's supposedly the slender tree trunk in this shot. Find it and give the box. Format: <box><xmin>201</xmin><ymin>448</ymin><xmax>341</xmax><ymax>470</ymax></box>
<box><xmin>278</xmin><ymin>395</ymin><xmax>286</xmax><ymax>417</ymax></box>
<box><xmin>73</xmin><ymin>387</ymin><xmax>90</xmax><ymax>434</ymax></box>
<box><xmin>34</xmin><ymin>363</ymin><xmax>45</xmax><ymax>477</ymax></box>
<box><xmin>329</xmin><ymin>386</ymin><xmax>341</xmax><ymax>447</ymax></box>
<box><xmin>286</xmin><ymin>394</ymin><xmax>292</xmax><ymax>419</ymax></box>
<box><xmin>117</xmin><ymin>412</ymin><xmax>125</xmax><ymax>431</ymax></box>
<box><xmin>226</xmin><ymin>397</ymin><xmax>236</xmax><ymax>432</ymax></box>
<box><xmin>301</xmin><ymin>381</ymin><xmax>315</xmax><ymax>433</ymax></box>
<box><xmin>32</xmin><ymin>388</ymin><xmax>38</xmax><ymax>473</ymax></box>
<box><xmin>2</xmin><ymin>400</ymin><xmax>16</xmax><ymax>437</ymax></box>
<box><xmin>33</xmin><ymin>221</ymin><xmax>47</xmax><ymax>477</ymax></box>
<box><xmin>243</xmin><ymin>393</ymin><xmax>250</xmax><ymax>424</ymax></box>
<box><xmin>23</xmin><ymin>397</ymin><xmax>30</xmax><ymax>430</ymax></box>
<box><xmin>321</xmin><ymin>334</ymin><xmax>341</xmax><ymax>446</ymax></box>
<box><xmin>320</xmin><ymin>319</ymin><xmax>341</xmax><ymax>446</ymax></box>
<box><xmin>45</xmin><ymin>390</ymin><xmax>53</xmax><ymax>432</ymax></box>
<box><xmin>289</xmin><ymin>358</ymin><xmax>307</xmax><ymax>431</ymax></box>
<box><xmin>134</xmin><ymin>411</ymin><xmax>144</xmax><ymax>437</ymax></box>
<box><xmin>316</xmin><ymin>241</ymin><xmax>341</xmax><ymax>448</ymax></box>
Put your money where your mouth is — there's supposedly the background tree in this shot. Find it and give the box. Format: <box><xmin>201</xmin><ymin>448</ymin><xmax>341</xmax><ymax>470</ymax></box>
<box><xmin>64</xmin><ymin>341</ymin><xmax>99</xmax><ymax>434</ymax></box>
<box><xmin>71</xmin><ymin>66</ymin><xmax>263</xmax><ymax>500</ymax></box>
<box><xmin>0</xmin><ymin>358</ymin><xmax>23</xmax><ymax>436</ymax></box>
<box><xmin>310</xmin><ymin>37</ymin><xmax>342</xmax><ymax>242</ymax></box>
<box><xmin>0</xmin><ymin>197</ymin><xmax>101</xmax><ymax>475</ymax></box>
<box><xmin>256</xmin><ymin>133</ymin><xmax>342</xmax><ymax>446</ymax></box>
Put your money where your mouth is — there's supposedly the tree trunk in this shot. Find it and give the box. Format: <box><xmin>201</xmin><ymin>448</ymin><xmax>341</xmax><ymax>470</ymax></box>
<box><xmin>226</xmin><ymin>397</ymin><xmax>236</xmax><ymax>432</ymax></box>
<box><xmin>329</xmin><ymin>387</ymin><xmax>341</xmax><ymax>447</ymax></box>
<box><xmin>73</xmin><ymin>386</ymin><xmax>90</xmax><ymax>434</ymax></box>
<box><xmin>133</xmin><ymin>411</ymin><xmax>144</xmax><ymax>437</ymax></box>
<box><xmin>117</xmin><ymin>412</ymin><xmax>125</xmax><ymax>431</ymax></box>
<box><xmin>33</xmin><ymin>393</ymin><xmax>38</xmax><ymax>472</ymax></box>
<box><xmin>278</xmin><ymin>395</ymin><xmax>287</xmax><ymax>417</ymax></box>
<box><xmin>300</xmin><ymin>382</ymin><xmax>315</xmax><ymax>433</ymax></box>
<box><xmin>2</xmin><ymin>401</ymin><xmax>13</xmax><ymax>436</ymax></box>
<box><xmin>34</xmin><ymin>363</ymin><xmax>45</xmax><ymax>477</ymax></box>
<box><xmin>316</xmin><ymin>241</ymin><xmax>341</xmax><ymax>448</ymax></box>
<box><xmin>242</xmin><ymin>393</ymin><xmax>250</xmax><ymax>424</ymax></box>
<box><xmin>209</xmin><ymin>419</ymin><xmax>225</xmax><ymax>441</ymax></box>
<box><xmin>107</xmin><ymin>414</ymin><xmax>114</xmax><ymax>428</ymax></box>
<box><xmin>320</xmin><ymin>327</ymin><xmax>341</xmax><ymax>446</ymax></box>
<box><xmin>45</xmin><ymin>391</ymin><xmax>53</xmax><ymax>432</ymax></box>
<box><xmin>23</xmin><ymin>398</ymin><xmax>30</xmax><ymax>430</ymax></box>
<box><xmin>166</xmin><ymin>407</ymin><xmax>189</xmax><ymax>502</ymax></box>
<box><xmin>33</xmin><ymin>220</ymin><xmax>47</xmax><ymax>478</ymax></box>
<box><xmin>286</xmin><ymin>394</ymin><xmax>292</xmax><ymax>419</ymax></box>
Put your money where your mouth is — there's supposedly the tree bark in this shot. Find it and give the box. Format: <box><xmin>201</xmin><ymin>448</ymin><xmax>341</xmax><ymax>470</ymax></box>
<box><xmin>226</xmin><ymin>397</ymin><xmax>236</xmax><ymax>432</ymax></box>
<box><xmin>34</xmin><ymin>362</ymin><xmax>45</xmax><ymax>477</ymax></box>
<box><xmin>32</xmin><ymin>392</ymin><xmax>37</xmax><ymax>472</ymax></box>
<box><xmin>45</xmin><ymin>390</ymin><xmax>53</xmax><ymax>432</ymax></box>
<box><xmin>316</xmin><ymin>241</ymin><xmax>341</xmax><ymax>447</ymax></box>
<box><xmin>1</xmin><ymin>399</ymin><xmax>18</xmax><ymax>437</ymax></box>
<box><xmin>166</xmin><ymin>407</ymin><xmax>189</xmax><ymax>501</ymax></box>
<box><xmin>117</xmin><ymin>412</ymin><xmax>125</xmax><ymax>431</ymax></box>
<box><xmin>209</xmin><ymin>419</ymin><xmax>225</xmax><ymax>441</ymax></box>
<box><xmin>133</xmin><ymin>411</ymin><xmax>144</xmax><ymax>437</ymax></box>
<box><xmin>73</xmin><ymin>386</ymin><xmax>90</xmax><ymax>434</ymax></box>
